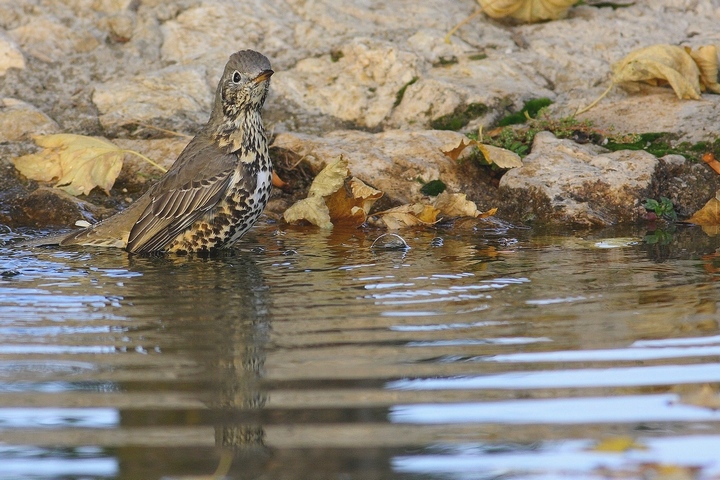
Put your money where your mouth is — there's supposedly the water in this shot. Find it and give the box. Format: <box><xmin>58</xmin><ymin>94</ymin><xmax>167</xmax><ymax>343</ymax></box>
<box><xmin>1</xmin><ymin>221</ymin><xmax>720</xmax><ymax>479</ymax></box>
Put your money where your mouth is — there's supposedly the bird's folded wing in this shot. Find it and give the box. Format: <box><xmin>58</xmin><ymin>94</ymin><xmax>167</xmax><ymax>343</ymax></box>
<box><xmin>126</xmin><ymin>168</ymin><xmax>235</xmax><ymax>253</ymax></box>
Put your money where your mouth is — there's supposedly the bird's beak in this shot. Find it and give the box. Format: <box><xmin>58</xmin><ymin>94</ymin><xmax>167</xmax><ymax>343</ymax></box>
<box><xmin>253</xmin><ymin>69</ymin><xmax>274</xmax><ymax>84</ymax></box>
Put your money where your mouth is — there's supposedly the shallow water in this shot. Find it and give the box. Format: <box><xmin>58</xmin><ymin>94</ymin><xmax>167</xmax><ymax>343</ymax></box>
<box><xmin>1</xmin><ymin>221</ymin><xmax>720</xmax><ymax>479</ymax></box>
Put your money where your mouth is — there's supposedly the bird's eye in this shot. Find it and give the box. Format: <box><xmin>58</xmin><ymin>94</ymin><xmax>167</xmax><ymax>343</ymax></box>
<box><xmin>232</xmin><ymin>71</ymin><xmax>241</xmax><ymax>83</ymax></box>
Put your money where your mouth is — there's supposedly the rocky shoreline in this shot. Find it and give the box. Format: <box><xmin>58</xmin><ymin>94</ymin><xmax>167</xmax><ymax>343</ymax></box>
<box><xmin>1</xmin><ymin>0</ymin><xmax>720</xmax><ymax>231</ymax></box>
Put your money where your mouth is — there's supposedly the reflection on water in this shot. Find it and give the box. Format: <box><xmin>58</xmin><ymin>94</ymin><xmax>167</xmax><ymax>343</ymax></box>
<box><xmin>1</xmin><ymin>223</ymin><xmax>720</xmax><ymax>478</ymax></box>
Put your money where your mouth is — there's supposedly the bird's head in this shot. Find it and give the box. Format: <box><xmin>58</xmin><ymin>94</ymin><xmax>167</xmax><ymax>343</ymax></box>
<box><xmin>214</xmin><ymin>50</ymin><xmax>273</xmax><ymax>120</ymax></box>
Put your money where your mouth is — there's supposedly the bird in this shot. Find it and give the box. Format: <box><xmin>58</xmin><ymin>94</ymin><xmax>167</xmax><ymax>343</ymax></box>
<box><xmin>55</xmin><ymin>50</ymin><xmax>274</xmax><ymax>255</ymax></box>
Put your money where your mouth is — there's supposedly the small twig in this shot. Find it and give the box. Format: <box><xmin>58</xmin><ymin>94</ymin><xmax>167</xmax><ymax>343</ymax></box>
<box><xmin>445</xmin><ymin>8</ymin><xmax>484</xmax><ymax>44</ymax></box>
<box><xmin>131</xmin><ymin>121</ymin><xmax>192</xmax><ymax>139</ymax></box>
<box><xmin>575</xmin><ymin>82</ymin><xmax>614</xmax><ymax>116</ymax></box>
<box><xmin>120</xmin><ymin>149</ymin><xmax>168</xmax><ymax>173</ymax></box>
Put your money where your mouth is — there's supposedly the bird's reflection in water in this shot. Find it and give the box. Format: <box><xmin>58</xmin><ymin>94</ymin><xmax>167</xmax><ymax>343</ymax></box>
<box><xmin>112</xmin><ymin>250</ymin><xmax>272</xmax><ymax>476</ymax></box>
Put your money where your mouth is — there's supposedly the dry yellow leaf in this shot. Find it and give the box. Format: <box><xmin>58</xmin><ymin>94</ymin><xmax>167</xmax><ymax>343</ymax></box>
<box><xmin>578</xmin><ymin>43</ymin><xmax>717</xmax><ymax>114</ymax></box>
<box><xmin>686</xmin><ymin>193</ymin><xmax>720</xmax><ymax>236</ymax></box>
<box><xmin>687</xmin><ymin>45</ymin><xmax>720</xmax><ymax>94</ymax></box>
<box><xmin>325</xmin><ymin>177</ymin><xmax>383</xmax><ymax>226</ymax></box>
<box><xmin>479</xmin><ymin>207</ymin><xmax>498</xmax><ymax>218</ymax></box>
<box><xmin>478</xmin><ymin>0</ymin><xmax>576</xmax><ymax>22</ymax></box>
<box><xmin>476</xmin><ymin>143</ymin><xmax>523</xmax><ymax>168</ymax></box>
<box><xmin>283</xmin><ymin>157</ymin><xmax>383</xmax><ymax>229</ymax></box>
<box><xmin>441</xmin><ymin>138</ymin><xmax>523</xmax><ymax>168</ymax></box>
<box><xmin>374</xmin><ymin>204</ymin><xmax>441</xmax><ymax>230</ymax></box>
<box><xmin>283</xmin><ymin>196</ymin><xmax>333</xmax><ymax>229</ymax></box>
<box><xmin>441</xmin><ymin>138</ymin><xmax>472</xmax><ymax>162</ymax></box>
<box><xmin>612</xmin><ymin>44</ymin><xmax>702</xmax><ymax>100</ymax></box>
<box><xmin>433</xmin><ymin>191</ymin><xmax>481</xmax><ymax>217</ymax></box>
<box><xmin>308</xmin><ymin>156</ymin><xmax>350</xmax><ymax>197</ymax></box>
<box><xmin>13</xmin><ymin>134</ymin><xmax>126</xmax><ymax>195</ymax></box>
<box><xmin>686</xmin><ymin>194</ymin><xmax>720</xmax><ymax>226</ymax></box>
<box><xmin>590</xmin><ymin>436</ymin><xmax>648</xmax><ymax>452</ymax></box>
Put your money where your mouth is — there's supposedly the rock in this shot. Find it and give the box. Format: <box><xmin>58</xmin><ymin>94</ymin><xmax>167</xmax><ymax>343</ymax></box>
<box><xmin>92</xmin><ymin>65</ymin><xmax>212</xmax><ymax>135</ymax></box>
<box><xmin>112</xmin><ymin>137</ymin><xmax>189</xmax><ymax>184</ymax></box>
<box><xmin>98</xmin><ymin>12</ymin><xmax>136</xmax><ymax>43</ymax></box>
<box><xmin>8</xmin><ymin>17</ymin><xmax>100</xmax><ymax>62</ymax></box>
<box><xmin>0</xmin><ymin>98</ymin><xmax>60</xmax><ymax>142</ymax></box>
<box><xmin>272</xmin><ymin>129</ymin><xmax>496</xmax><ymax>207</ymax></box>
<box><xmin>498</xmin><ymin>132</ymin><xmax>660</xmax><ymax>226</ymax></box>
<box><xmin>576</xmin><ymin>91</ymin><xmax>720</xmax><ymax>145</ymax></box>
<box><xmin>7</xmin><ymin>187</ymin><xmax>111</xmax><ymax>228</ymax></box>
<box><xmin>0</xmin><ymin>30</ymin><xmax>24</xmax><ymax>76</ymax></box>
<box><xmin>275</xmin><ymin>38</ymin><xmax>422</xmax><ymax>129</ymax></box>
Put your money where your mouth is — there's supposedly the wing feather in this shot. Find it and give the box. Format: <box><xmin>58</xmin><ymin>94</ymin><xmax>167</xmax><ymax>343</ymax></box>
<box><xmin>126</xmin><ymin>168</ymin><xmax>234</xmax><ymax>253</ymax></box>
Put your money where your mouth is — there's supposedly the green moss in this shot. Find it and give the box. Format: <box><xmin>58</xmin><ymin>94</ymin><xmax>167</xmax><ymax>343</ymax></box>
<box><xmin>431</xmin><ymin>103</ymin><xmax>488</xmax><ymax>131</ymax></box>
<box><xmin>606</xmin><ymin>134</ymin><xmax>720</xmax><ymax>162</ymax></box>
<box><xmin>469</xmin><ymin>53</ymin><xmax>488</xmax><ymax>61</ymax></box>
<box><xmin>433</xmin><ymin>56</ymin><xmax>458</xmax><ymax>67</ymax></box>
<box><xmin>420</xmin><ymin>179</ymin><xmax>446</xmax><ymax>196</ymax></box>
<box><xmin>330</xmin><ymin>50</ymin><xmax>344</xmax><ymax>62</ymax></box>
<box><xmin>393</xmin><ymin>77</ymin><xmax>418</xmax><ymax>108</ymax></box>
<box><xmin>478</xmin><ymin>114</ymin><xmax>592</xmax><ymax>158</ymax></box>
<box><xmin>497</xmin><ymin>98</ymin><xmax>553</xmax><ymax>126</ymax></box>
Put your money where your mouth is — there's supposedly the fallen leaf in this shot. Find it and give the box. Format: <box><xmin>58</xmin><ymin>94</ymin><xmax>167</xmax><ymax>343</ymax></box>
<box><xmin>13</xmin><ymin>134</ymin><xmax>126</xmax><ymax>195</ymax></box>
<box><xmin>478</xmin><ymin>0</ymin><xmax>576</xmax><ymax>22</ymax></box>
<box><xmin>687</xmin><ymin>45</ymin><xmax>720</xmax><ymax>94</ymax></box>
<box><xmin>685</xmin><ymin>192</ymin><xmax>720</xmax><ymax>236</ymax></box>
<box><xmin>476</xmin><ymin>143</ymin><xmax>523</xmax><ymax>168</ymax></box>
<box><xmin>272</xmin><ymin>170</ymin><xmax>289</xmax><ymax>189</ymax></box>
<box><xmin>612</xmin><ymin>44</ymin><xmax>702</xmax><ymax>100</ymax></box>
<box><xmin>283</xmin><ymin>157</ymin><xmax>383</xmax><ymax>228</ymax></box>
<box><xmin>686</xmin><ymin>194</ymin><xmax>720</xmax><ymax>226</ymax></box>
<box><xmin>283</xmin><ymin>196</ymin><xmax>333</xmax><ymax>229</ymax></box>
<box><xmin>374</xmin><ymin>204</ymin><xmax>441</xmax><ymax>230</ymax></box>
<box><xmin>702</xmin><ymin>152</ymin><xmax>720</xmax><ymax>175</ymax></box>
<box><xmin>577</xmin><ymin>44</ymin><xmax>716</xmax><ymax>115</ymax></box>
<box><xmin>325</xmin><ymin>177</ymin><xmax>383</xmax><ymax>226</ymax></box>
<box><xmin>441</xmin><ymin>138</ymin><xmax>523</xmax><ymax>168</ymax></box>
<box><xmin>479</xmin><ymin>207</ymin><xmax>498</xmax><ymax>218</ymax></box>
<box><xmin>590</xmin><ymin>436</ymin><xmax>648</xmax><ymax>452</ymax></box>
<box><xmin>441</xmin><ymin>138</ymin><xmax>472</xmax><ymax>161</ymax></box>
<box><xmin>309</xmin><ymin>157</ymin><xmax>350</xmax><ymax>197</ymax></box>
<box><xmin>433</xmin><ymin>191</ymin><xmax>482</xmax><ymax>217</ymax></box>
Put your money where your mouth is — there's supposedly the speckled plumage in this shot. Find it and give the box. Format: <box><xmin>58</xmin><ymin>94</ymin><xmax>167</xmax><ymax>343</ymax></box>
<box><xmin>58</xmin><ymin>50</ymin><xmax>274</xmax><ymax>254</ymax></box>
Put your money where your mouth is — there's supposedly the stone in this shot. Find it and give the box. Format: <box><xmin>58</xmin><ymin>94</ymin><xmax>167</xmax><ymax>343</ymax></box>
<box><xmin>0</xmin><ymin>30</ymin><xmax>24</xmax><ymax>76</ymax></box>
<box><xmin>8</xmin><ymin>187</ymin><xmax>111</xmax><ymax>228</ymax></box>
<box><xmin>0</xmin><ymin>98</ymin><xmax>60</xmax><ymax>142</ymax></box>
<box><xmin>92</xmin><ymin>65</ymin><xmax>212</xmax><ymax>135</ymax></box>
<box><xmin>9</xmin><ymin>17</ymin><xmax>100</xmax><ymax>62</ymax></box>
<box><xmin>498</xmin><ymin>132</ymin><xmax>659</xmax><ymax>226</ymax></box>
<box><xmin>112</xmin><ymin>137</ymin><xmax>190</xmax><ymax>184</ymax></box>
<box><xmin>576</xmin><ymin>90</ymin><xmax>720</xmax><ymax>145</ymax></box>
<box><xmin>275</xmin><ymin>38</ymin><xmax>422</xmax><ymax>129</ymax></box>
<box><xmin>272</xmin><ymin>129</ymin><xmax>494</xmax><ymax>207</ymax></box>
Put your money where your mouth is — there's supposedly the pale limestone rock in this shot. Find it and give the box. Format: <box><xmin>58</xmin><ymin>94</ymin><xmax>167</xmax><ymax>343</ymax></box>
<box><xmin>0</xmin><ymin>98</ymin><xmax>60</xmax><ymax>142</ymax></box>
<box><xmin>0</xmin><ymin>31</ymin><xmax>24</xmax><ymax>76</ymax></box>
<box><xmin>498</xmin><ymin>132</ymin><xmax>659</xmax><ymax>226</ymax></box>
<box><xmin>577</xmin><ymin>91</ymin><xmax>720</xmax><ymax>145</ymax></box>
<box><xmin>91</xmin><ymin>0</ymin><xmax>136</xmax><ymax>14</ymax></box>
<box><xmin>275</xmin><ymin>38</ymin><xmax>422</xmax><ymax>129</ymax></box>
<box><xmin>113</xmin><ymin>137</ymin><xmax>190</xmax><ymax>182</ymax></box>
<box><xmin>272</xmin><ymin>129</ymin><xmax>471</xmax><ymax>205</ymax></box>
<box><xmin>9</xmin><ymin>17</ymin><xmax>99</xmax><ymax>62</ymax></box>
<box><xmin>160</xmin><ymin>0</ymin><xmax>301</xmax><ymax>68</ymax></box>
<box><xmin>98</xmin><ymin>12</ymin><xmax>136</xmax><ymax>43</ymax></box>
<box><xmin>92</xmin><ymin>65</ymin><xmax>212</xmax><ymax>134</ymax></box>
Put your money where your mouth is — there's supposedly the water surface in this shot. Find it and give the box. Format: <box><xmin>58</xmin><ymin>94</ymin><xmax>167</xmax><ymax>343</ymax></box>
<box><xmin>1</xmin><ymin>222</ymin><xmax>720</xmax><ymax>479</ymax></box>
